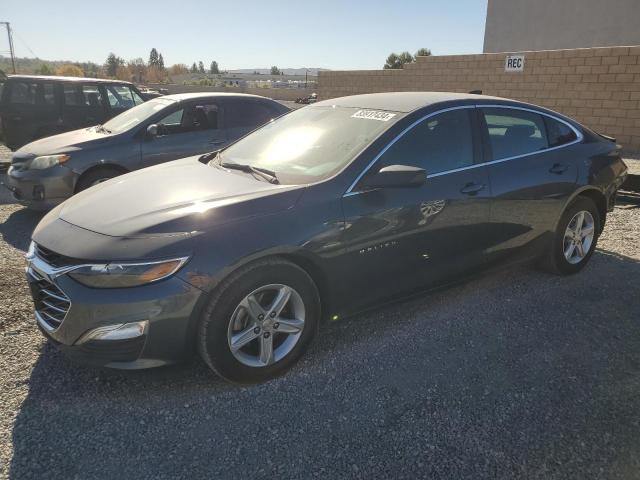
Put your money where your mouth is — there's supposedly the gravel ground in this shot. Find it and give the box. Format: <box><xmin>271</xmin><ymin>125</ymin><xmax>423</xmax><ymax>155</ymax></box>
<box><xmin>0</xmin><ymin>189</ymin><xmax>639</xmax><ymax>479</ymax></box>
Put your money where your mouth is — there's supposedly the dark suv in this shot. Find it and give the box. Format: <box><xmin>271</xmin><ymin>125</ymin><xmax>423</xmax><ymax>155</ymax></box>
<box><xmin>0</xmin><ymin>75</ymin><xmax>146</xmax><ymax>150</ymax></box>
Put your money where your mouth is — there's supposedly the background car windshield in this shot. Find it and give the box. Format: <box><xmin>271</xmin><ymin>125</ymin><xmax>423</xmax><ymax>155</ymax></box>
<box><xmin>103</xmin><ymin>98</ymin><xmax>174</xmax><ymax>133</ymax></box>
<box><xmin>220</xmin><ymin>106</ymin><xmax>399</xmax><ymax>184</ymax></box>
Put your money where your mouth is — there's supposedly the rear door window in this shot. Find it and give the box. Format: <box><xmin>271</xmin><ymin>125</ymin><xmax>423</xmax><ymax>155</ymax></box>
<box><xmin>63</xmin><ymin>84</ymin><xmax>82</xmax><ymax>106</ymax></box>
<box><xmin>481</xmin><ymin>108</ymin><xmax>549</xmax><ymax>160</ymax></box>
<box><xmin>42</xmin><ymin>83</ymin><xmax>56</xmax><ymax>105</ymax></box>
<box><xmin>224</xmin><ymin>99</ymin><xmax>277</xmax><ymax>128</ymax></box>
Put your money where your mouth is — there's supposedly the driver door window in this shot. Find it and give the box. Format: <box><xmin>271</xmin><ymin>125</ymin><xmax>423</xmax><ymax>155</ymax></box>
<box><xmin>375</xmin><ymin>108</ymin><xmax>474</xmax><ymax>175</ymax></box>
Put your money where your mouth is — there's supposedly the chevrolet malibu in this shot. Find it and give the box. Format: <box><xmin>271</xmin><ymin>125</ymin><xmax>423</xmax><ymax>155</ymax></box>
<box><xmin>26</xmin><ymin>92</ymin><xmax>627</xmax><ymax>383</ymax></box>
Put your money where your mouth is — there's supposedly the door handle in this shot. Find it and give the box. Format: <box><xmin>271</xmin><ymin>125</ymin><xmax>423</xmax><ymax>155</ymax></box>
<box><xmin>460</xmin><ymin>182</ymin><xmax>485</xmax><ymax>196</ymax></box>
<box><xmin>209</xmin><ymin>139</ymin><xmax>225</xmax><ymax>145</ymax></box>
<box><xmin>549</xmin><ymin>163</ymin><xmax>569</xmax><ymax>174</ymax></box>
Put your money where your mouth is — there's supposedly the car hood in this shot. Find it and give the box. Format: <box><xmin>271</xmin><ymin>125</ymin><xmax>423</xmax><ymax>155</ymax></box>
<box><xmin>18</xmin><ymin>127</ymin><xmax>115</xmax><ymax>156</ymax></box>
<box><xmin>58</xmin><ymin>156</ymin><xmax>304</xmax><ymax>237</ymax></box>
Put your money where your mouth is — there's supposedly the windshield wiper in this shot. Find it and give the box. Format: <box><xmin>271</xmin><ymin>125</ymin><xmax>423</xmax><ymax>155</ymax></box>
<box><xmin>220</xmin><ymin>161</ymin><xmax>279</xmax><ymax>184</ymax></box>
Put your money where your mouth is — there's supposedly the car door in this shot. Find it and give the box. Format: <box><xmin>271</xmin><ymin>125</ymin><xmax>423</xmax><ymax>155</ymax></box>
<box><xmin>339</xmin><ymin>107</ymin><xmax>492</xmax><ymax>310</ymax></box>
<box><xmin>140</xmin><ymin>100</ymin><xmax>227</xmax><ymax>168</ymax></box>
<box><xmin>478</xmin><ymin>106</ymin><xmax>579</xmax><ymax>263</ymax></box>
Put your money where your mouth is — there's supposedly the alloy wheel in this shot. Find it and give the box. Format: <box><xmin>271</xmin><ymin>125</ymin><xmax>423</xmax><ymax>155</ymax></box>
<box><xmin>563</xmin><ymin>210</ymin><xmax>595</xmax><ymax>264</ymax></box>
<box><xmin>227</xmin><ymin>284</ymin><xmax>305</xmax><ymax>367</ymax></box>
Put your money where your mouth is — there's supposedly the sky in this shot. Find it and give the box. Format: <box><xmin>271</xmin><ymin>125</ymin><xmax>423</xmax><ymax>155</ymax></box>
<box><xmin>1</xmin><ymin>0</ymin><xmax>488</xmax><ymax>70</ymax></box>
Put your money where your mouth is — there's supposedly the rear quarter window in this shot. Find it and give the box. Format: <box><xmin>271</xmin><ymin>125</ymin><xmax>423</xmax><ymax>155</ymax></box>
<box><xmin>9</xmin><ymin>81</ymin><xmax>39</xmax><ymax>104</ymax></box>
<box><xmin>544</xmin><ymin>116</ymin><xmax>577</xmax><ymax>147</ymax></box>
<box><xmin>8</xmin><ymin>81</ymin><xmax>56</xmax><ymax>105</ymax></box>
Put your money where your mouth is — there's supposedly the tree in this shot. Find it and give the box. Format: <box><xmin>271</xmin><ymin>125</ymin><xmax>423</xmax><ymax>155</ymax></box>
<box><xmin>115</xmin><ymin>65</ymin><xmax>132</xmax><ymax>81</ymax></box>
<box><xmin>190</xmin><ymin>62</ymin><xmax>198</xmax><ymax>73</ymax></box>
<box><xmin>169</xmin><ymin>64</ymin><xmax>189</xmax><ymax>75</ymax></box>
<box><xmin>383</xmin><ymin>53</ymin><xmax>401</xmax><ymax>69</ymax></box>
<box><xmin>415</xmin><ymin>48</ymin><xmax>432</xmax><ymax>57</ymax></box>
<box><xmin>56</xmin><ymin>64</ymin><xmax>84</xmax><ymax>77</ymax></box>
<box><xmin>36</xmin><ymin>63</ymin><xmax>54</xmax><ymax>75</ymax></box>
<box><xmin>158</xmin><ymin>53</ymin><xmax>165</xmax><ymax>70</ymax></box>
<box><xmin>149</xmin><ymin>48</ymin><xmax>159</xmax><ymax>67</ymax></box>
<box><xmin>105</xmin><ymin>53</ymin><xmax>124</xmax><ymax>77</ymax></box>
<box><xmin>198</xmin><ymin>61</ymin><xmax>205</xmax><ymax>73</ymax></box>
<box><xmin>128</xmin><ymin>58</ymin><xmax>146</xmax><ymax>83</ymax></box>
<box><xmin>270</xmin><ymin>66</ymin><xmax>281</xmax><ymax>75</ymax></box>
<box><xmin>383</xmin><ymin>51</ymin><xmax>414</xmax><ymax>69</ymax></box>
<box><xmin>210</xmin><ymin>61</ymin><xmax>220</xmax><ymax>74</ymax></box>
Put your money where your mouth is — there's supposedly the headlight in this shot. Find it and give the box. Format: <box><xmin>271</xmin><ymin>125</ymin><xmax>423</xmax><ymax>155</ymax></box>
<box><xmin>28</xmin><ymin>154</ymin><xmax>70</xmax><ymax>170</ymax></box>
<box><xmin>68</xmin><ymin>257</ymin><xmax>189</xmax><ymax>288</ymax></box>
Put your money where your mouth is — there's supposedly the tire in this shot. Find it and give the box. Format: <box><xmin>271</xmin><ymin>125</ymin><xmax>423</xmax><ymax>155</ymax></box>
<box><xmin>197</xmin><ymin>258</ymin><xmax>321</xmax><ymax>384</ymax></box>
<box><xmin>540</xmin><ymin>196</ymin><xmax>600</xmax><ymax>275</ymax></box>
<box><xmin>76</xmin><ymin>167</ymin><xmax>124</xmax><ymax>192</ymax></box>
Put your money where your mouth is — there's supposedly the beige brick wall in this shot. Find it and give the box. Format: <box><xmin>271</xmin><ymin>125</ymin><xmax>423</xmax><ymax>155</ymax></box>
<box><xmin>318</xmin><ymin>46</ymin><xmax>640</xmax><ymax>152</ymax></box>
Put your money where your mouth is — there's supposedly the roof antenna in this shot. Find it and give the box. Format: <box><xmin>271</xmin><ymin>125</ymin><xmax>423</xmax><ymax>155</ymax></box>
<box><xmin>469</xmin><ymin>90</ymin><xmax>483</xmax><ymax>95</ymax></box>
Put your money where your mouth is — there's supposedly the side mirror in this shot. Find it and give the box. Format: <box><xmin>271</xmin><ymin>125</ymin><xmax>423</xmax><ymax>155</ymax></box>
<box><xmin>146</xmin><ymin>124</ymin><xmax>159</xmax><ymax>137</ymax></box>
<box><xmin>360</xmin><ymin>164</ymin><xmax>426</xmax><ymax>189</ymax></box>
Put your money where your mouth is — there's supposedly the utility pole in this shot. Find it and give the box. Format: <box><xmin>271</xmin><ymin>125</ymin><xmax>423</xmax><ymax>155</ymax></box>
<box><xmin>0</xmin><ymin>22</ymin><xmax>16</xmax><ymax>73</ymax></box>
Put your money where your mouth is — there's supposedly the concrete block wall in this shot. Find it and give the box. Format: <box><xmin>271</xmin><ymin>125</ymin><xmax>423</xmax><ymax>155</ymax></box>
<box><xmin>318</xmin><ymin>46</ymin><xmax>640</xmax><ymax>152</ymax></box>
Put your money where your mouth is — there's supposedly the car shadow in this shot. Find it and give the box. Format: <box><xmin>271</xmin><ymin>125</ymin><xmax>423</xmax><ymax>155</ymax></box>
<box><xmin>617</xmin><ymin>189</ymin><xmax>640</xmax><ymax>209</ymax></box>
<box><xmin>0</xmin><ymin>207</ymin><xmax>44</xmax><ymax>252</ymax></box>
<box><xmin>8</xmin><ymin>248</ymin><xmax>640</xmax><ymax>478</ymax></box>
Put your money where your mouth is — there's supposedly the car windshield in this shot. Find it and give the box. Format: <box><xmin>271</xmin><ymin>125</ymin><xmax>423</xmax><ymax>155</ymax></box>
<box><xmin>218</xmin><ymin>106</ymin><xmax>401</xmax><ymax>184</ymax></box>
<box><xmin>102</xmin><ymin>98</ymin><xmax>175</xmax><ymax>134</ymax></box>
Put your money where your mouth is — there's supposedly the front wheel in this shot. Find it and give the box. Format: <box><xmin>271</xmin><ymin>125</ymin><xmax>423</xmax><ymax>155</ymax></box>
<box><xmin>197</xmin><ymin>259</ymin><xmax>320</xmax><ymax>384</ymax></box>
<box><xmin>541</xmin><ymin>196</ymin><xmax>600</xmax><ymax>275</ymax></box>
<box><xmin>76</xmin><ymin>167</ymin><xmax>124</xmax><ymax>192</ymax></box>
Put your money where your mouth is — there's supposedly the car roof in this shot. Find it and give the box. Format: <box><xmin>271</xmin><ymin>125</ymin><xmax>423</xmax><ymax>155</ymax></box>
<box><xmin>313</xmin><ymin>91</ymin><xmax>507</xmax><ymax>113</ymax></box>
<box><xmin>7</xmin><ymin>75</ymin><xmax>134</xmax><ymax>85</ymax></box>
<box><xmin>163</xmin><ymin>92</ymin><xmax>274</xmax><ymax>102</ymax></box>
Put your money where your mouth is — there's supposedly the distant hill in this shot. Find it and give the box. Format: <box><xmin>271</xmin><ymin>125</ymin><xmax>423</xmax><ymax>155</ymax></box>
<box><xmin>228</xmin><ymin>68</ymin><xmax>329</xmax><ymax>76</ymax></box>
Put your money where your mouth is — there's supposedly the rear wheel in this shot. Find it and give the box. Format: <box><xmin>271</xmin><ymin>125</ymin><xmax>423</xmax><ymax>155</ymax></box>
<box><xmin>540</xmin><ymin>196</ymin><xmax>600</xmax><ymax>275</ymax></box>
<box><xmin>76</xmin><ymin>167</ymin><xmax>124</xmax><ymax>192</ymax></box>
<box><xmin>197</xmin><ymin>259</ymin><xmax>320</xmax><ymax>384</ymax></box>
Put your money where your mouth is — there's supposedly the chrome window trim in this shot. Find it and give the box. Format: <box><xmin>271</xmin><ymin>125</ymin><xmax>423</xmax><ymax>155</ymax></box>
<box><xmin>343</xmin><ymin>103</ymin><xmax>584</xmax><ymax>197</ymax></box>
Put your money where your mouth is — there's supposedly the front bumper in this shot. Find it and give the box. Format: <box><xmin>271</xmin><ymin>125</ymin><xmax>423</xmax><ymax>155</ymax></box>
<box><xmin>5</xmin><ymin>164</ymin><xmax>75</xmax><ymax>210</ymax></box>
<box><xmin>26</xmin><ymin>255</ymin><xmax>204</xmax><ymax>369</ymax></box>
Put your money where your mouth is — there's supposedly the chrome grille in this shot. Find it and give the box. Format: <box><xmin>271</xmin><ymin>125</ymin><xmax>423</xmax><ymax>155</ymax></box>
<box><xmin>29</xmin><ymin>269</ymin><xmax>71</xmax><ymax>330</ymax></box>
<box><xmin>35</xmin><ymin>244</ymin><xmax>82</xmax><ymax>268</ymax></box>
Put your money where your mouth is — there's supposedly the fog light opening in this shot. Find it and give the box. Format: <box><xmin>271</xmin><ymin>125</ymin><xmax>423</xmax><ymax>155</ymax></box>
<box><xmin>75</xmin><ymin>320</ymin><xmax>149</xmax><ymax>345</ymax></box>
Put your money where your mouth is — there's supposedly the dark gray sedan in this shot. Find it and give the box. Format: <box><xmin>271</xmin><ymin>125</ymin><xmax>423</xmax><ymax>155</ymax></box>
<box><xmin>5</xmin><ymin>93</ymin><xmax>289</xmax><ymax>210</ymax></box>
<box><xmin>27</xmin><ymin>92</ymin><xmax>627</xmax><ymax>383</ymax></box>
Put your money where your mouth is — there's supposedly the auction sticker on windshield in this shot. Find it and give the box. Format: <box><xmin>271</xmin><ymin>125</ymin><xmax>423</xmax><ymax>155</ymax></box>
<box><xmin>352</xmin><ymin>110</ymin><xmax>397</xmax><ymax>121</ymax></box>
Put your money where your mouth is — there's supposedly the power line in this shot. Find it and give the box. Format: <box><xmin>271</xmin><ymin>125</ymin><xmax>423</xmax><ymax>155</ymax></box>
<box><xmin>11</xmin><ymin>28</ymin><xmax>38</xmax><ymax>58</ymax></box>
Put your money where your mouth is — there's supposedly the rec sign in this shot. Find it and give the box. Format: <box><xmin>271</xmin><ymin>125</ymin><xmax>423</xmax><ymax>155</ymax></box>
<box><xmin>505</xmin><ymin>54</ymin><xmax>525</xmax><ymax>72</ymax></box>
